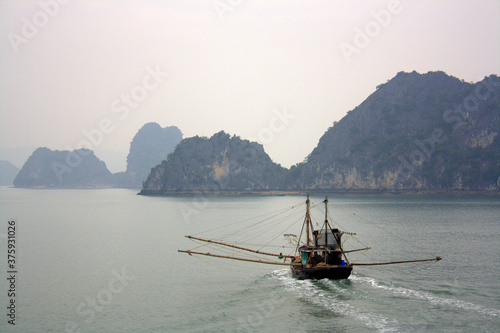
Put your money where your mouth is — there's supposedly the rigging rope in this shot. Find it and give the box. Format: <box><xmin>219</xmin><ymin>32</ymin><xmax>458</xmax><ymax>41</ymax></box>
<box><xmin>334</xmin><ymin>204</ymin><xmax>438</xmax><ymax>257</ymax></box>
<box><xmin>191</xmin><ymin>200</ymin><xmax>304</xmax><ymax>237</ymax></box>
<box><xmin>230</xmin><ymin>206</ymin><xmax>304</xmax><ymax>245</ymax></box>
<box><xmin>200</xmin><ymin>201</ymin><xmax>305</xmax><ymax>242</ymax></box>
<box><xmin>184</xmin><ymin>197</ymin><xmax>440</xmax><ymax>268</ymax></box>
<box><xmin>257</xmin><ymin>214</ymin><xmax>304</xmax><ymax>252</ymax></box>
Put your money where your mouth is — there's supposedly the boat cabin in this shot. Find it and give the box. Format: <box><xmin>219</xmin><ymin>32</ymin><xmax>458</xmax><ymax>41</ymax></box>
<box><xmin>296</xmin><ymin>228</ymin><xmax>345</xmax><ymax>267</ymax></box>
<box><xmin>313</xmin><ymin>228</ymin><xmax>342</xmax><ymax>249</ymax></box>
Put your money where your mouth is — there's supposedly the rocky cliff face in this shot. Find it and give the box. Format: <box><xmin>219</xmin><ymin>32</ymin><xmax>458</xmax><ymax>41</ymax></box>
<box><xmin>292</xmin><ymin>71</ymin><xmax>499</xmax><ymax>191</ymax></box>
<box><xmin>140</xmin><ymin>131</ymin><xmax>287</xmax><ymax>194</ymax></box>
<box><xmin>115</xmin><ymin>123</ymin><xmax>182</xmax><ymax>188</ymax></box>
<box><xmin>13</xmin><ymin>147</ymin><xmax>112</xmax><ymax>188</ymax></box>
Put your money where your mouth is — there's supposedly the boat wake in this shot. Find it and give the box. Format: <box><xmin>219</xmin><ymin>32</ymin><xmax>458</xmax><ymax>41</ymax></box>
<box><xmin>268</xmin><ymin>269</ymin><xmax>499</xmax><ymax>332</ymax></box>
<box><xmin>269</xmin><ymin>269</ymin><xmax>400</xmax><ymax>332</ymax></box>
<box><xmin>350</xmin><ymin>275</ymin><xmax>500</xmax><ymax>318</ymax></box>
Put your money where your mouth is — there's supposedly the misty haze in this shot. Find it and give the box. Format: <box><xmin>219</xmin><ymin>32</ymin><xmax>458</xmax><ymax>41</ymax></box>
<box><xmin>0</xmin><ymin>1</ymin><xmax>498</xmax><ymax>332</ymax></box>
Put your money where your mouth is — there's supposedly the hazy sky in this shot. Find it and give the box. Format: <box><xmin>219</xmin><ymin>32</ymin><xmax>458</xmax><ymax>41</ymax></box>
<box><xmin>1</xmin><ymin>0</ymin><xmax>499</xmax><ymax>168</ymax></box>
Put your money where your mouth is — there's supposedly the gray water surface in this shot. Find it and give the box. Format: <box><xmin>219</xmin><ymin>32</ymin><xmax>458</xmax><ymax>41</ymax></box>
<box><xmin>0</xmin><ymin>188</ymin><xmax>498</xmax><ymax>332</ymax></box>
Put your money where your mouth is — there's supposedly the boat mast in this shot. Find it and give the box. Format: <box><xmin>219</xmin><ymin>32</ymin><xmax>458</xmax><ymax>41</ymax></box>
<box><xmin>324</xmin><ymin>197</ymin><xmax>351</xmax><ymax>265</ymax></box>
<box><xmin>305</xmin><ymin>195</ymin><xmax>311</xmax><ymax>246</ymax></box>
<box><xmin>324</xmin><ymin>197</ymin><xmax>329</xmax><ymax>244</ymax></box>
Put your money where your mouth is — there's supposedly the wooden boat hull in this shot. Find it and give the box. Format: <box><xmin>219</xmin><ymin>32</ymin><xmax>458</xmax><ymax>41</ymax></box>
<box><xmin>291</xmin><ymin>265</ymin><xmax>353</xmax><ymax>280</ymax></box>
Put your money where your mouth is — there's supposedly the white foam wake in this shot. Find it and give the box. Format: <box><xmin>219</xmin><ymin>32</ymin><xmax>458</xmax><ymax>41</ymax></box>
<box><xmin>269</xmin><ymin>270</ymin><xmax>399</xmax><ymax>333</ymax></box>
<box><xmin>351</xmin><ymin>275</ymin><xmax>500</xmax><ymax>318</ymax></box>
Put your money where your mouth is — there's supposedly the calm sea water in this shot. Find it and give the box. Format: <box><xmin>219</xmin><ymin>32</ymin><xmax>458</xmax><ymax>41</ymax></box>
<box><xmin>0</xmin><ymin>187</ymin><xmax>498</xmax><ymax>332</ymax></box>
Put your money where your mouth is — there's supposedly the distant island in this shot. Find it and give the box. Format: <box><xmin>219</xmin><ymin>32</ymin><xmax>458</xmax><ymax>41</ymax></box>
<box><xmin>0</xmin><ymin>160</ymin><xmax>20</xmax><ymax>186</ymax></box>
<box><xmin>11</xmin><ymin>71</ymin><xmax>499</xmax><ymax>193</ymax></box>
<box><xmin>13</xmin><ymin>123</ymin><xmax>182</xmax><ymax>189</ymax></box>
<box><xmin>289</xmin><ymin>71</ymin><xmax>499</xmax><ymax>192</ymax></box>
<box><xmin>139</xmin><ymin>131</ymin><xmax>288</xmax><ymax>195</ymax></box>
<box><xmin>13</xmin><ymin>147</ymin><xmax>112</xmax><ymax>188</ymax></box>
<box><xmin>140</xmin><ymin>71</ymin><xmax>499</xmax><ymax>195</ymax></box>
<box><xmin>114</xmin><ymin>123</ymin><xmax>182</xmax><ymax>188</ymax></box>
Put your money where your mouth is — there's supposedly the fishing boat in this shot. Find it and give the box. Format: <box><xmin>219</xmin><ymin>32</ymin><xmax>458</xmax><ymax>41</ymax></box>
<box><xmin>179</xmin><ymin>195</ymin><xmax>441</xmax><ymax>280</ymax></box>
<box><xmin>290</xmin><ymin>196</ymin><xmax>354</xmax><ymax>279</ymax></box>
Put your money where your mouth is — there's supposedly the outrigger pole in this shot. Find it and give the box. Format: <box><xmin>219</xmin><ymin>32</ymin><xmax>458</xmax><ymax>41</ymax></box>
<box><xmin>178</xmin><ymin>250</ymin><xmax>292</xmax><ymax>266</ymax></box>
<box><xmin>351</xmin><ymin>257</ymin><xmax>442</xmax><ymax>266</ymax></box>
<box><xmin>178</xmin><ymin>250</ymin><xmax>440</xmax><ymax>267</ymax></box>
<box><xmin>184</xmin><ymin>235</ymin><xmax>294</xmax><ymax>258</ymax></box>
<box><xmin>343</xmin><ymin>247</ymin><xmax>371</xmax><ymax>253</ymax></box>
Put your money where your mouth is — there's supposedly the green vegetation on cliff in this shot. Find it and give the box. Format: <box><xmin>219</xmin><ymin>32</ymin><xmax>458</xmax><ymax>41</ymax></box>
<box><xmin>140</xmin><ymin>131</ymin><xmax>287</xmax><ymax>194</ymax></box>
<box><xmin>13</xmin><ymin>72</ymin><xmax>498</xmax><ymax>192</ymax></box>
<box><xmin>292</xmin><ymin>71</ymin><xmax>499</xmax><ymax>190</ymax></box>
<box><xmin>140</xmin><ymin>71</ymin><xmax>499</xmax><ymax>194</ymax></box>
